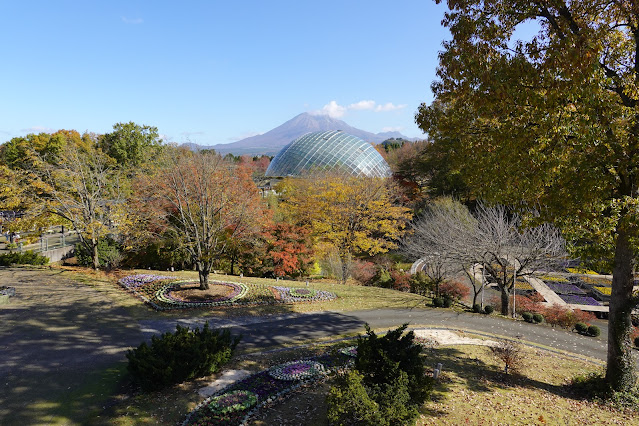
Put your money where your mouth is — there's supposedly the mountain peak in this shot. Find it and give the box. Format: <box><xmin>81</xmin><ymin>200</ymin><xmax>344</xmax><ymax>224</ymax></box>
<box><xmin>197</xmin><ymin>113</ymin><xmax>416</xmax><ymax>155</ymax></box>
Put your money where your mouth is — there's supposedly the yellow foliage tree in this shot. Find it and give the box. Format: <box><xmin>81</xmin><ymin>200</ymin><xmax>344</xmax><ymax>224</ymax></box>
<box><xmin>279</xmin><ymin>173</ymin><xmax>411</xmax><ymax>283</ymax></box>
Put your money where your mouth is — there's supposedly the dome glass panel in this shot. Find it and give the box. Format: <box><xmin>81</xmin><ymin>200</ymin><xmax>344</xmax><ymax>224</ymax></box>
<box><xmin>265</xmin><ymin>130</ymin><xmax>392</xmax><ymax>178</ymax></box>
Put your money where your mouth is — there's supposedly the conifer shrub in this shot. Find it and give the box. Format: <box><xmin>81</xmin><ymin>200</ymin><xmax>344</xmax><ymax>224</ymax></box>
<box><xmin>484</xmin><ymin>305</ymin><xmax>494</xmax><ymax>315</ymax></box>
<box><xmin>126</xmin><ymin>323</ymin><xmax>240</xmax><ymax>391</ymax></box>
<box><xmin>442</xmin><ymin>296</ymin><xmax>453</xmax><ymax>308</ymax></box>
<box><xmin>0</xmin><ymin>250</ymin><xmax>49</xmax><ymax>266</ymax></box>
<box><xmin>522</xmin><ymin>312</ymin><xmax>533</xmax><ymax>323</ymax></box>
<box><xmin>433</xmin><ymin>297</ymin><xmax>444</xmax><ymax>307</ymax></box>
<box><xmin>327</xmin><ymin>324</ymin><xmax>432</xmax><ymax>425</ymax></box>
<box><xmin>587</xmin><ymin>325</ymin><xmax>601</xmax><ymax>337</ymax></box>
<box><xmin>473</xmin><ymin>303</ymin><xmax>482</xmax><ymax>313</ymax></box>
<box><xmin>574</xmin><ymin>322</ymin><xmax>588</xmax><ymax>334</ymax></box>
<box><xmin>532</xmin><ymin>313</ymin><xmax>544</xmax><ymax>323</ymax></box>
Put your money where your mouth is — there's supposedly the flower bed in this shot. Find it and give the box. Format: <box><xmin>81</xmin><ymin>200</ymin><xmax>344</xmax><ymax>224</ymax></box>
<box><xmin>118</xmin><ymin>275</ymin><xmax>337</xmax><ymax>310</ymax></box>
<box><xmin>538</xmin><ymin>274</ymin><xmax>568</xmax><ymax>283</ymax></box>
<box><xmin>513</xmin><ymin>279</ymin><xmax>535</xmax><ymax>291</ymax></box>
<box><xmin>270</xmin><ymin>286</ymin><xmax>337</xmax><ymax>304</ymax></box>
<box><xmin>594</xmin><ymin>286</ymin><xmax>612</xmax><ymax>296</ymax></box>
<box><xmin>558</xmin><ymin>294</ymin><xmax>601</xmax><ymax>306</ymax></box>
<box><xmin>580</xmin><ymin>276</ymin><xmax>612</xmax><ymax>286</ymax></box>
<box><xmin>183</xmin><ymin>350</ymin><xmax>353</xmax><ymax>425</ymax></box>
<box><xmin>544</xmin><ymin>282</ymin><xmax>586</xmax><ymax>295</ymax></box>
<box><xmin>268</xmin><ymin>360</ymin><xmax>326</xmax><ymax>381</ymax></box>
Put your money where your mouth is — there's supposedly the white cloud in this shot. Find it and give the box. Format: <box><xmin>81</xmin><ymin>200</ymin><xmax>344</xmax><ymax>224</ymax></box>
<box><xmin>381</xmin><ymin>126</ymin><xmax>403</xmax><ymax>132</ymax></box>
<box><xmin>122</xmin><ymin>16</ymin><xmax>144</xmax><ymax>24</ymax></box>
<box><xmin>348</xmin><ymin>100</ymin><xmax>376</xmax><ymax>110</ymax></box>
<box><xmin>315</xmin><ymin>101</ymin><xmax>347</xmax><ymax>118</ymax></box>
<box><xmin>312</xmin><ymin>100</ymin><xmax>407</xmax><ymax>118</ymax></box>
<box><xmin>20</xmin><ymin>126</ymin><xmax>55</xmax><ymax>134</ymax></box>
<box><xmin>375</xmin><ymin>102</ymin><xmax>407</xmax><ymax>112</ymax></box>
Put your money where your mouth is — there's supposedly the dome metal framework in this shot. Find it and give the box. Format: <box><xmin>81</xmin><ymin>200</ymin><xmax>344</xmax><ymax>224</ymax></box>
<box><xmin>265</xmin><ymin>130</ymin><xmax>392</xmax><ymax>178</ymax></box>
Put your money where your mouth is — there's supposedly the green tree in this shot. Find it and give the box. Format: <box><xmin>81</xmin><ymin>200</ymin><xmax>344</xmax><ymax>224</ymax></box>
<box><xmin>99</xmin><ymin>122</ymin><xmax>163</xmax><ymax>169</ymax></box>
<box><xmin>418</xmin><ymin>0</ymin><xmax>639</xmax><ymax>391</ymax></box>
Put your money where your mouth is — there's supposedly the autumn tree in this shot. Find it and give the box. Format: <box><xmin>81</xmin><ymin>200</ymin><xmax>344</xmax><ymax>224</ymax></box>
<box><xmin>39</xmin><ymin>141</ymin><xmax>126</xmax><ymax>269</ymax></box>
<box><xmin>418</xmin><ymin>0</ymin><xmax>639</xmax><ymax>390</ymax></box>
<box><xmin>279</xmin><ymin>172</ymin><xmax>411</xmax><ymax>283</ymax></box>
<box><xmin>136</xmin><ymin>148</ymin><xmax>265</xmax><ymax>290</ymax></box>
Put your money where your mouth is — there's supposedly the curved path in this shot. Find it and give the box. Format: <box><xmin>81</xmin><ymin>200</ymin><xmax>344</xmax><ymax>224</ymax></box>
<box><xmin>142</xmin><ymin>308</ymin><xmax>614</xmax><ymax>366</ymax></box>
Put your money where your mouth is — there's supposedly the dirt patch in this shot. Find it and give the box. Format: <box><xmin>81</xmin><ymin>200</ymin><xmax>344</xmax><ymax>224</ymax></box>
<box><xmin>171</xmin><ymin>283</ymin><xmax>235</xmax><ymax>301</ymax></box>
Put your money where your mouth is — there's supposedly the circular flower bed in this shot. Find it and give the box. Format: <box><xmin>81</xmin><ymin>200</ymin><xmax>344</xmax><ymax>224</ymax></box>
<box><xmin>155</xmin><ymin>281</ymin><xmax>249</xmax><ymax>308</ymax></box>
<box><xmin>268</xmin><ymin>360</ymin><xmax>326</xmax><ymax>381</ymax></box>
<box><xmin>208</xmin><ymin>390</ymin><xmax>258</xmax><ymax>415</ymax></box>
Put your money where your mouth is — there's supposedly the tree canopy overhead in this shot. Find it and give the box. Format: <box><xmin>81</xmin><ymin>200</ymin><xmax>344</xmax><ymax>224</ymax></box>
<box><xmin>418</xmin><ymin>0</ymin><xmax>639</xmax><ymax>391</ymax></box>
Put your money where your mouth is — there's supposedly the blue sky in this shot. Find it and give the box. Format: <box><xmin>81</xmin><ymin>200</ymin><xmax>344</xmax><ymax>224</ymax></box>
<box><xmin>0</xmin><ymin>1</ymin><xmax>452</xmax><ymax>146</ymax></box>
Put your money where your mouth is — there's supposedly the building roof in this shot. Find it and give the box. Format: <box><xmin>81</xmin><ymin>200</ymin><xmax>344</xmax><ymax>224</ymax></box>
<box><xmin>265</xmin><ymin>130</ymin><xmax>392</xmax><ymax>178</ymax></box>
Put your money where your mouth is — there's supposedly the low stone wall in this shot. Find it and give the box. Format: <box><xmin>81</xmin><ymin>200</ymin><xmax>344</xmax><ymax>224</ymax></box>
<box><xmin>40</xmin><ymin>246</ymin><xmax>75</xmax><ymax>263</ymax></box>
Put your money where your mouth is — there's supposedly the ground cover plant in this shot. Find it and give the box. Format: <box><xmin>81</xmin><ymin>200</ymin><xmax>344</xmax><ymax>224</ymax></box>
<box><xmin>118</xmin><ymin>274</ymin><xmax>337</xmax><ymax>310</ymax></box>
<box><xmin>544</xmin><ymin>282</ymin><xmax>586</xmax><ymax>295</ymax></box>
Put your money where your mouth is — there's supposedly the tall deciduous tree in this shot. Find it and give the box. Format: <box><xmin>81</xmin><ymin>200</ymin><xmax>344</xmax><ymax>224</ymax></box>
<box><xmin>418</xmin><ymin>0</ymin><xmax>639</xmax><ymax>390</ymax></box>
<box><xmin>99</xmin><ymin>122</ymin><xmax>163</xmax><ymax>170</ymax></box>
<box><xmin>279</xmin><ymin>173</ymin><xmax>411</xmax><ymax>283</ymax></box>
<box><xmin>136</xmin><ymin>148</ymin><xmax>265</xmax><ymax>290</ymax></box>
<box><xmin>40</xmin><ymin>142</ymin><xmax>126</xmax><ymax>269</ymax></box>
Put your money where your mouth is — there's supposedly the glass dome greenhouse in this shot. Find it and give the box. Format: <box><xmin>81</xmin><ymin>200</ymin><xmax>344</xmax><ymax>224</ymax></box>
<box><xmin>265</xmin><ymin>130</ymin><xmax>392</xmax><ymax>178</ymax></box>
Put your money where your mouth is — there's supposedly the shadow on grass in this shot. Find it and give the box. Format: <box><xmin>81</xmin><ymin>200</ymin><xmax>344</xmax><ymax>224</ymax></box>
<box><xmin>422</xmin><ymin>346</ymin><xmax>593</xmax><ymax>419</ymax></box>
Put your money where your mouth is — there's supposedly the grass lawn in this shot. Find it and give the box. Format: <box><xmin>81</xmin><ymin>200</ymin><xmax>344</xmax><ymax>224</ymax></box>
<box><xmin>62</xmin><ymin>266</ymin><xmax>432</xmax><ymax>320</ymax></box>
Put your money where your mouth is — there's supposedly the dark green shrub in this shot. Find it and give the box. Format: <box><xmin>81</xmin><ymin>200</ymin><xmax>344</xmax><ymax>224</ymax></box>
<box><xmin>126</xmin><ymin>323</ymin><xmax>240</xmax><ymax>391</ymax></box>
<box><xmin>409</xmin><ymin>271</ymin><xmax>433</xmax><ymax>296</ymax></box>
<box><xmin>522</xmin><ymin>312</ymin><xmax>533</xmax><ymax>323</ymax></box>
<box><xmin>355</xmin><ymin>324</ymin><xmax>432</xmax><ymax>407</ymax></box>
<box><xmin>432</xmin><ymin>297</ymin><xmax>444</xmax><ymax>307</ymax></box>
<box><xmin>473</xmin><ymin>304</ymin><xmax>482</xmax><ymax>313</ymax></box>
<box><xmin>443</xmin><ymin>297</ymin><xmax>453</xmax><ymax>308</ymax></box>
<box><xmin>374</xmin><ymin>268</ymin><xmax>393</xmax><ymax>288</ymax></box>
<box><xmin>75</xmin><ymin>237</ymin><xmax>122</xmax><ymax>269</ymax></box>
<box><xmin>634</xmin><ymin>337</ymin><xmax>639</xmax><ymax>348</ymax></box>
<box><xmin>0</xmin><ymin>250</ymin><xmax>49</xmax><ymax>266</ymax></box>
<box><xmin>327</xmin><ymin>369</ymin><xmax>419</xmax><ymax>426</ymax></box>
<box><xmin>484</xmin><ymin>305</ymin><xmax>494</xmax><ymax>315</ymax></box>
<box><xmin>326</xmin><ymin>370</ymin><xmax>384</xmax><ymax>426</ymax></box>
<box><xmin>587</xmin><ymin>325</ymin><xmax>601</xmax><ymax>337</ymax></box>
<box><xmin>575</xmin><ymin>322</ymin><xmax>588</xmax><ymax>334</ymax></box>
<box><xmin>533</xmin><ymin>313</ymin><xmax>544</xmax><ymax>323</ymax></box>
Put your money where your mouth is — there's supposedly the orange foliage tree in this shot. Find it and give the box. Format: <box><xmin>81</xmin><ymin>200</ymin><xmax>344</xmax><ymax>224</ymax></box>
<box><xmin>135</xmin><ymin>148</ymin><xmax>266</xmax><ymax>289</ymax></box>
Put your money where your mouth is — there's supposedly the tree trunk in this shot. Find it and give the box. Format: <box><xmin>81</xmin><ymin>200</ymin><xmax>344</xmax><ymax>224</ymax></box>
<box><xmin>92</xmin><ymin>240</ymin><xmax>100</xmax><ymax>270</ymax></box>
<box><xmin>500</xmin><ymin>287</ymin><xmax>509</xmax><ymax>316</ymax></box>
<box><xmin>198</xmin><ymin>267</ymin><xmax>210</xmax><ymax>290</ymax></box>
<box><xmin>605</xmin><ymin>227</ymin><xmax>637</xmax><ymax>392</ymax></box>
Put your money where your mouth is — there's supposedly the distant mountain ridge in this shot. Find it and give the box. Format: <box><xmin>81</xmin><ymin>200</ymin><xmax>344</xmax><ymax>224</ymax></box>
<box><xmin>188</xmin><ymin>113</ymin><xmax>419</xmax><ymax>155</ymax></box>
